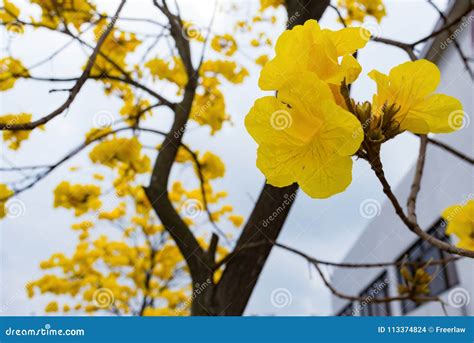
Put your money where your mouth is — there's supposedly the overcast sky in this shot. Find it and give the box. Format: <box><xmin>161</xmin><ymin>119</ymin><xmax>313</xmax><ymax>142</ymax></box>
<box><xmin>0</xmin><ymin>0</ymin><xmax>454</xmax><ymax>316</ymax></box>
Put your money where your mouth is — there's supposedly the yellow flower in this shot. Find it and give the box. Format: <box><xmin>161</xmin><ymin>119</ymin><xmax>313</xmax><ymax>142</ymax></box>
<box><xmin>369</xmin><ymin>60</ymin><xmax>463</xmax><ymax>134</ymax></box>
<box><xmin>211</xmin><ymin>34</ymin><xmax>238</xmax><ymax>57</ymax></box>
<box><xmin>99</xmin><ymin>202</ymin><xmax>126</xmax><ymax>220</ymax></box>
<box><xmin>245</xmin><ymin>73</ymin><xmax>363</xmax><ymax>198</ymax></box>
<box><xmin>337</xmin><ymin>0</ymin><xmax>386</xmax><ymax>24</ymax></box>
<box><xmin>255</xmin><ymin>54</ymin><xmax>269</xmax><ymax>67</ymax></box>
<box><xmin>85</xmin><ymin>127</ymin><xmax>111</xmax><ymax>144</ymax></box>
<box><xmin>89</xmin><ymin>137</ymin><xmax>150</xmax><ymax>174</ymax></box>
<box><xmin>146</xmin><ymin>56</ymin><xmax>188</xmax><ymax>93</ymax></box>
<box><xmin>0</xmin><ymin>184</ymin><xmax>13</xmax><ymax>218</ymax></box>
<box><xmin>0</xmin><ymin>0</ymin><xmax>20</xmax><ymax>23</ymax></box>
<box><xmin>199</xmin><ymin>152</ymin><xmax>225</xmax><ymax>180</ymax></box>
<box><xmin>45</xmin><ymin>301</ymin><xmax>59</xmax><ymax>313</ymax></box>
<box><xmin>71</xmin><ymin>221</ymin><xmax>94</xmax><ymax>230</ymax></box>
<box><xmin>54</xmin><ymin>181</ymin><xmax>102</xmax><ymax>216</ymax></box>
<box><xmin>259</xmin><ymin>0</ymin><xmax>284</xmax><ymax>11</ymax></box>
<box><xmin>0</xmin><ymin>113</ymin><xmax>32</xmax><ymax>150</ymax></box>
<box><xmin>93</xmin><ymin>173</ymin><xmax>104</xmax><ymax>181</ymax></box>
<box><xmin>30</xmin><ymin>0</ymin><xmax>96</xmax><ymax>30</ymax></box>
<box><xmin>0</xmin><ymin>57</ymin><xmax>29</xmax><ymax>91</ymax></box>
<box><xmin>200</xmin><ymin>60</ymin><xmax>248</xmax><ymax>84</ymax></box>
<box><xmin>91</xmin><ymin>20</ymin><xmax>141</xmax><ymax>77</ymax></box>
<box><xmin>259</xmin><ymin>20</ymin><xmax>370</xmax><ymax>91</ymax></box>
<box><xmin>228</xmin><ymin>215</ymin><xmax>244</xmax><ymax>227</ymax></box>
<box><xmin>442</xmin><ymin>200</ymin><xmax>474</xmax><ymax>251</ymax></box>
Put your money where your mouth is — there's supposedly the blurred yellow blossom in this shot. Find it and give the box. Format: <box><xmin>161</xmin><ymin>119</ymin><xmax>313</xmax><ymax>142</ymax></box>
<box><xmin>0</xmin><ymin>184</ymin><xmax>13</xmax><ymax>218</ymax></box>
<box><xmin>337</xmin><ymin>0</ymin><xmax>386</xmax><ymax>23</ymax></box>
<box><xmin>0</xmin><ymin>113</ymin><xmax>32</xmax><ymax>149</ymax></box>
<box><xmin>0</xmin><ymin>0</ymin><xmax>20</xmax><ymax>23</ymax></box>
<box><xmin>54</xmin><ymin>181</ymin><xmax>102</xmax><ymax>216</ymax></box>
<box><xmin>0</xmin><ymin>57</ymin><xmax>29</xmax><ymax>91</ymax></box>
<box><xmin>442</xmin><ymin>200</ymin><xmax>474</xmax><ymax>250</ymax></box>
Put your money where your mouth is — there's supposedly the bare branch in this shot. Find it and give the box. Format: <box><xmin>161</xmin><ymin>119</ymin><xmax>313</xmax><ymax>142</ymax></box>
<box><xmin>0</xmin><ymin>0</ymin><xmax>128</xmax><ymax>131</ymax></box>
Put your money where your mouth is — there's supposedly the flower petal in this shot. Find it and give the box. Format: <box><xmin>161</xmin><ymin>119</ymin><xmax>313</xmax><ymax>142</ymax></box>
<box><xmin>318</xmin><ymin>100</ymin><xmax>363</xmax><ymax>156</ymax></box>
<box><xmin>322</xmin><ymin>27</ymin><xmax>370</xmax><ymax>56</ymax></box>
<box><xmin>298</xmin><ymin>151</ymin><xmax>354</xmax><ymax>199</ymax></box>
<box><xmin>257</xmin><ymin>144</ymin><xmax>306</xmax><ymax>187</ymax></box>
<box><xmin>402</xmin><ymin>94</ymin><xmax>463</xmax><ymax>134</ymax></box>
<box><xmin>245</xmin><ymin>96</ymin><xmax>315</xmax><ymax>147</ymax></box>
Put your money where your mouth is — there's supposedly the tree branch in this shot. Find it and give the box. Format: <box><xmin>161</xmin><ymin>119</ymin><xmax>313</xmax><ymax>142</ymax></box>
<box><xmin>0</xmin><ymin>0</ymin><xmax>127</xmax><ymax>131</ymax></box>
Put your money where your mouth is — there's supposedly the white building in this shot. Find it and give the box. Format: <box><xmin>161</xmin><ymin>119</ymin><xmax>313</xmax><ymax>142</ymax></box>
<box><xmin>331</xmin><ymin>0</ymin><xmax>473</xmax><ymax>316</ymax></box>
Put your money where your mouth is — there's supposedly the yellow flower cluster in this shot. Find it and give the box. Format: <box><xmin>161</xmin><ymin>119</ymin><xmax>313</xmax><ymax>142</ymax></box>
<box><xmin>337</xmin><ymin>0</ymin><xmax>386</xmax><ymax>23</ymax></box>
<box><xmin>91</xmin><ymin>20</ymin><xmax>141</xmax><ymax>77</ymax></box>
<box><xmin>54</xmin><ymin>181</ymin><xmax>102</xmax><ymax>216</ymax></box>
<box><xmin>190</xmin><ymin>60</ymin><xmax>249</xmax><ymax>133</ymax></box>
<box><xmin>145</xmin><ymin>56</ymin><xmax>188</xmax><ymax>94</ymax></box>
<box><xmin>30</xmin><ymin>0</ymin><xmax>96</xmax><ymax>30</ymax></box>
<box><xmin>29</xmin><ymin>214</ymin><xmax>190</xmax><ymax>315</ymax></box>
<box><xmin>0</xmin><ymin>0</ymin><xmax>19</xmax><ymax>23</ymax></box>
<box><xmin>0</xmin><ymin>57</ymin><xmax>29</xmax><ymax>91</ymax></box>
<box><xmin>0</xmin><ymin>113</ymin><xmax>32</xmax><ymax>149</ymax></box>
<box><xmin>199</xmin><ymin>152</ymin><xmax>226</xmax><ymax>180</ymax></box>
<box><xmin>99</xmin><ymin>202</ymin><xmax>126</xmax><ymax>221</ymax></box>
<box><xmin>259</xmin><ymin>0</ymin><xmax>284</xmax><ymax>11</ymax></box>
<box><xmin>200</xmin><ymin>60</ymin><xmax>249</xmax><ymax>84</ymax></box>
<box><xmin>89</xmin><ymin>136</ymin><xmax>151</xmax><ymax>175</ymax></box>
<box><xmin>120</xmin><ymin>95</ymin><xmax>152</xmax><ymax>125</ymax></box>
<box><xmin>246</xmin><ymin>19</ymin><xmax>463</xmax><ymax>199</ymax></box>
<box><xmin>442</xmin><ymin>200</ymin><xmax>474</xmax><ymax>250</ymax></box>
<box><xmin>0</xmin><ymin>184</ymin><xmax>13</xmax><ymax>218</ymax></box>
<box><xmin>85</xmin><ymin>127</ymin><xmax>112</xmax><ymax>144</ymax></box>
<box><xmin>246</xmin><ymin>20</ymin><xmax>368</xmax><ymax>198</ymax></box>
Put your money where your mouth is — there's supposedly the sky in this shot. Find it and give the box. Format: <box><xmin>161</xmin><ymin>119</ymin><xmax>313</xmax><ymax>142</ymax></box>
<box><xmin>0</xmin><ymin>0</ymin><xmax>455</xmax><ymax>316</ymax></box>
